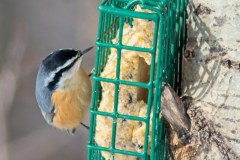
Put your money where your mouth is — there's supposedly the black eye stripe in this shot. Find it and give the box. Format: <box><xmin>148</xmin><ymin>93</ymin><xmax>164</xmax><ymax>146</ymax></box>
<box><xmin>43</xmin><ymin>49</ymin><xmax>78</xmax><ymax>72</ymax></box>
<box><xmin>47</xmin><ymin>58</ymin><xmax>79</xmax><ymax>91</ymax></box>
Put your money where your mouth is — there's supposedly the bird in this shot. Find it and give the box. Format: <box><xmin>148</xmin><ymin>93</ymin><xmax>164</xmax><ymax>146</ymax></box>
<box><xmin>35</xmin><ymin>47</ymin><xmax>93</xmax><ymax>134</ymax></box>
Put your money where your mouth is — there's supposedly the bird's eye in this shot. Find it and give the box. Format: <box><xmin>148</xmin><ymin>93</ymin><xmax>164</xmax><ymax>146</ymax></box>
<box><xmin>76</xmin><ymin>50</ymin><xmax>81</xmax><ymax>56</ymax></box>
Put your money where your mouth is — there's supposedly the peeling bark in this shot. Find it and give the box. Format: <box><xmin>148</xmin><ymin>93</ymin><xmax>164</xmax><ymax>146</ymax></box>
<box><xmin>161</xmin><ymin>85</ymin><xmax>239</xmax><ymax>160</ymax></box>
<box><xmin>166</xmin><ymin>0</ymin><xmax>240</xmax><ymax>159</ymax></box>
<box><xmin>161</xmin><ymin>83</ymin><xmax>191</xmax><ymax>144</ymax></box>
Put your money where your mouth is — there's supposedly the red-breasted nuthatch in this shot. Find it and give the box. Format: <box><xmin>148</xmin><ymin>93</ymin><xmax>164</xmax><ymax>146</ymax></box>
<box><xmin>35</xmin><ymin>47</ymin><xmax>93</xmax><ymax>133</ymax></box>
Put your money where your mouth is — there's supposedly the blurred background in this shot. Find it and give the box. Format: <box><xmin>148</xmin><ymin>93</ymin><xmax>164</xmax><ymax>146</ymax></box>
<box><xmin>0</xmin><ymin>0</ymin><xmax>99</xmax><ymax>159</ymax></box>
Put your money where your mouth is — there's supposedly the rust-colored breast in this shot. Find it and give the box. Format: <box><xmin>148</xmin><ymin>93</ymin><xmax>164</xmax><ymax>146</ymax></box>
<box><xmin>51</xmin><ymin>67</ymin><xmax>91</xmax><ymax>130</ymax></box>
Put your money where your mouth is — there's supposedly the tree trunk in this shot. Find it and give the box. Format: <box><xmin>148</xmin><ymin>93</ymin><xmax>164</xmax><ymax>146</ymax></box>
<box><xmin>169</xmin><ymin>0</ymin><xmax>240</xmax><ymax>159</ymax></box>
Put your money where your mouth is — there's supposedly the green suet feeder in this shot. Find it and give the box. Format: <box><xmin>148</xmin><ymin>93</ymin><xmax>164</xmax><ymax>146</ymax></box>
<box><xmin>87</xmin><ymin>0</ymin><xmax>188</xmax><ymax>159</ymax></box>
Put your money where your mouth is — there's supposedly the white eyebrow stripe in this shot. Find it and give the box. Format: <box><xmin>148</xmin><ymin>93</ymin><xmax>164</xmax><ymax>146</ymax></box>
<box><xmin>44</xmin><ymin>54</ymin><xmax>79</xmax><ymax>87</ymax></box>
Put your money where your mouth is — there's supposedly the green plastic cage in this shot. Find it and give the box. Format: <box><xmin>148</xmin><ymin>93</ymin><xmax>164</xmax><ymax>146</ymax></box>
<box><xmin>87</xmin><ymin>0</ymin><xmax>188</xmax><ymax>159</ymax></box>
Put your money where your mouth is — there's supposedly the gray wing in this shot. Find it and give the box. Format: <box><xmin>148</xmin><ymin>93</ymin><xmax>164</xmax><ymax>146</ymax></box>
<box><xmin>35</xmin><ymin>64</ymin><xmax>54</xmax><ymax>125</ymax></box>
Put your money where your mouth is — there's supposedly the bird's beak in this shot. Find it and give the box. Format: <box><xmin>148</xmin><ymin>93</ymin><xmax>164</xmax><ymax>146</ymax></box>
<box><xmin>81</xmin><ymin>46</ymin><xmax>94</xmax><ymax>55</ymax></box>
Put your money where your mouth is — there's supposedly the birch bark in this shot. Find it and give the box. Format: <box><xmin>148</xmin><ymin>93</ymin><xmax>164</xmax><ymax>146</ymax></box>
<box><xmin>172</xmin><ymin>0</ymin><xmax>240</xmax><ymax>159</ymax></box>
